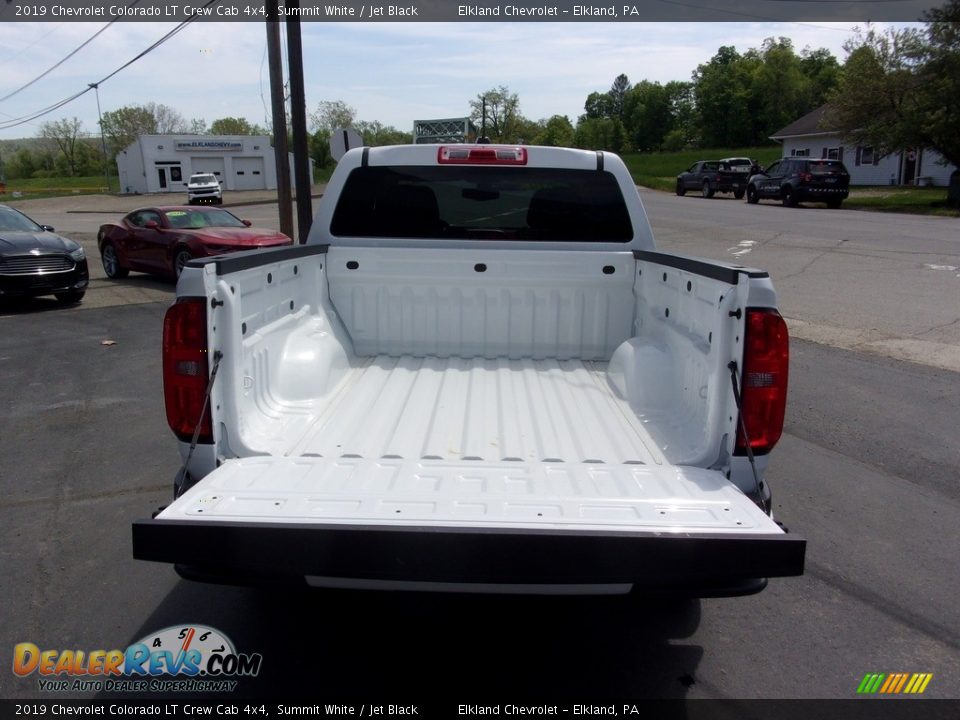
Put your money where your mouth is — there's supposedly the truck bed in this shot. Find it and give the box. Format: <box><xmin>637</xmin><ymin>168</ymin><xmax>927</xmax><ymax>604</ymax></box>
<box><xmin>138</xmin><ymin>146</ymin><xmax>805</xmax><ymax>593</ymax></box>
<box><xmin>283</xmin><ymin>355</ymin><xmax>664</xmax><ymax>466</ymax></box>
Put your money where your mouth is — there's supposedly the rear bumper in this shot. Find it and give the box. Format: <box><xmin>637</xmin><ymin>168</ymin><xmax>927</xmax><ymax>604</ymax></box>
<box><xmin>796</xmin><ymin>186</ymin><xmax>849</xmax><ymax>200</ymax></box>
<box><xmin>132</xmin><ymin>518</ymin><xmax>805</xmax><ymax>592</ymax></box>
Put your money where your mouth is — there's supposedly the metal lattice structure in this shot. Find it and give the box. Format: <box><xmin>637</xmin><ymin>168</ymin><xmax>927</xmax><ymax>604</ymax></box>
<box><xmin>412</xmin><ymin>118</ymin><xmax>477</xmax><ymax>144</ymax></box>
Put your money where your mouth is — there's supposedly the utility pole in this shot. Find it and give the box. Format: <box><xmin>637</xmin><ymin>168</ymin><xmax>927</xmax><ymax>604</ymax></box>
<box><xmin>482</xmin><ymin>96</ymin><xmax>487</xmax><ymax>141</ymax></box>
<box><xmin>89</xmin><ymin>83</ymin><xmax>111</xmax><ymax>194</ymax></box>
<box><xmin>285</xmin><ymin>0</ymin><xmax>313</xmax><ymax>243</ymax></box>
<box><xmin>265</xmin><ymin>0</ymin><xmax>293</xmax><ymax>240</ymax></box>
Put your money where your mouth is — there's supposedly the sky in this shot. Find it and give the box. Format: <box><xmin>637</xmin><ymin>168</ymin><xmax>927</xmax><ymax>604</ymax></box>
<box><xmin>0</xmin><ymin>20</ymin><xmax>915</xmax><ymax>142</ymax></box>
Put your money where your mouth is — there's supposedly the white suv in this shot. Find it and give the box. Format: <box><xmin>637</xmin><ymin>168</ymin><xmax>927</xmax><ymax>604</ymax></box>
<box><xmin>186</xmin><ymin>173</ymin><xmax>222</xmax><ymax>205</ymax></box>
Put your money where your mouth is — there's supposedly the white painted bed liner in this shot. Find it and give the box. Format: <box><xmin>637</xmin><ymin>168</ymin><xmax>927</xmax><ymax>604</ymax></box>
<box><xmin>134</xmin><ymin>146</ymin><xmax>805</xmax><ymax>592</ymax></box>
<box><xmin>136</xmin><ymin>455</ymin><xmax>803</xmax><ymax>588</ymax></box>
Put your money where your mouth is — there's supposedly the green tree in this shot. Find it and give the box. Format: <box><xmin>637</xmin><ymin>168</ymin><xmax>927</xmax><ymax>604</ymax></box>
<box><xmin>210</xmin><ymin>117</ymin><xmax>254</xmax><ymax>135</ymax></box>
<box><xmin>38</xmin><ymin>117</ymin><xmax>85</xmax><ymax>176</ymax></box>
<box><xmin>309</xmin><ymin>129</ymin><xmax>333</xmax><ymax>170</ymax></box>
<box><xmin>7</xmin><ymin>148</ymin><xmax>37</xmax><ymax>179</ymax></box>
<box><xmin>754</xmin><ymin>38</ymin><xmax>808</xmax><ymax>140</ymax></box>
<box><xmin>799</xmin><ymin>46</ymin><xmax>842</xmax><ymax>109</ymax></box>
<box><xmin>469</xmin><ymin>86</ymin><xmax>522</xmax><ymax>141</ymax></box>
<box><xmin>30</xmin><ymin>148</ymin><xmax>58</xmax><ymax>178</ymax></box>
<box><xmin>98</xmin><ymin>102</ymin><xmax>189</xmax><ymax>158</ymax></box>
<box><xmin>574</xmin><ymin>117</ymin><xmax>627</xmax><ymax>153</ymax></box>
<box><xmin>582</xmin><ymin>91</ymin><xmax>613</xmax><ymax>120</ymax></box>
<box><xmin>309</xmin><ymin>100</ymin><xmax>356</xmax><ymax>132</ymax></box>
<box><xmin>918</xmin><ymin>0</ymin><xmax>960</xmax><ymax>168</ymax></box>
<box><xmin>354</xmin><ymin>120</ymin><xmax>412</xmax><ymax>146</ymax></box>
<box><xmin>692</xmin><ymin>46</ymin><xmax>760</xmax><ymax>147</ymax></box>
<box><xmin>144</xmin><ymin>102</ymin><xmax>187</xmax><ymax>134</ymax></box>
<box><xmin>72</xmin><ymin>140</ymin><xmax>102</xmax><ymax>177</ymax></box>
<box><xmin>100</xmin><ymin>106</ymin><xmax>156</xmax><ymax>157</ymax></box>
<box><xmin>623</xmin><ymin>81</ymin><xmax>673</xmax><ymax>151</ymax></box>
<box><xmin>609</xmin><ymin>74</ymin><xmax>631</xmax><ymax>120</ymax></box>
<box><xmin>534</xmin><ymin>115</ymin><xmax>575</xmax><ymax>147</ymax></box>
<box><xmin>823</xmin><ymin>18</ymin><xmax>960</xmax><ymax>166</ymax></box>
<box><xmin>666</xmin><ymin>81</ymin><xmax>698</xmax><ymax>146</ymax></box>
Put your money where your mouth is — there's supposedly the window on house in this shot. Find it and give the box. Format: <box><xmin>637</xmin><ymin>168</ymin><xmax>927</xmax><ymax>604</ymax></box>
<box><xmin>860</xmin><ymin>146</ymin><xmax>875</xmax><ymax>164</ymax></box>
<box><xmin>826</xmin><ymin>148</ymin><xmax>840</xmax><ymax>160</ymax></box>
<box><xmin>792</xmin><ymin>148</ymin><xmax>810</xmax><ymax>157</ymax></box>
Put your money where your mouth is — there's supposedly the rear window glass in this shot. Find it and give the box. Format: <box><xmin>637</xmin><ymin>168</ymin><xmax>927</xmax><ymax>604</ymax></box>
<box><xmin>722</xmin><ymin>159</ymin><xmax>752</xmax><ymax>172</ymax></box>
<box><xmin>808</xmin><ymin>161</ymin><xmax>847</xmax><ymax>174</ymax></box>
<box><xmin>330</xmin><ymin>166</ymin><xmax>634</xmax><ymax>242</ymax></box>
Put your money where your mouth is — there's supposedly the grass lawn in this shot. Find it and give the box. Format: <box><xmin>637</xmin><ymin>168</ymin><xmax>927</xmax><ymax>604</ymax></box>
<box><xmin>844</xmin><ymin>186</ymin><xmax>959</xmax><ymax>217</ymax></box>
<box><xmin>622</xmin><ymin>147</ymin><xmax>783</xmax><ymax>192</ymax></box>
<box><xmin>0</xmin><ymin>175</ymin><xmax>112</xmax><ymax>201</ymax></box>
<box><xmin>621</xmin><ymin>148</ymin><xmax>959</xmax><ymax>216</ymax></box>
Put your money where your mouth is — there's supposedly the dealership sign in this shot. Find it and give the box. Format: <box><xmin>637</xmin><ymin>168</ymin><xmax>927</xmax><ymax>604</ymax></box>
<box><xmin>176</xmin><ymin>140</ymin><xmax>243</xmax><ymax>152</ymax></box>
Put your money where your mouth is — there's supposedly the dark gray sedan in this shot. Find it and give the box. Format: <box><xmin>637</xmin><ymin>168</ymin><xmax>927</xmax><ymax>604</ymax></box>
<box><xmin>0</xmin><ymin>204</ymin><xmax>89</xmax><ymax>304</ymax></box>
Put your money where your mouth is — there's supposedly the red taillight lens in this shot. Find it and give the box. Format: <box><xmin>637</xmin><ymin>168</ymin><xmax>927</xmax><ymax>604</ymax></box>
<box><xmin>163</xmin><ymin>298</ymin><xmax>212</xmax><ymax>443</ymax></box>
<box><xmin>437</xmin><ymin>146</ymin><xmax>527</xmax><ymax>165</ymax></box>
<box><xmin>735</xmin><ymin>309</ymin><xmax>789</xmax><ymax>455</ymax></box>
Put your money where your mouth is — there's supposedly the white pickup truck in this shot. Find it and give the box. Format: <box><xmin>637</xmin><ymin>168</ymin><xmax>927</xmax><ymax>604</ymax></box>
<box><xmin>134</xmin><ymin>144</ymin><xmax>804</xmax><ymax>596</ymax></box>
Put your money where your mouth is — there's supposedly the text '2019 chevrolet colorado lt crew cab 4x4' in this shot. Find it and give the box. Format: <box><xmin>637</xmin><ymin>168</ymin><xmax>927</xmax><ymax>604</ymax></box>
<box><xmin>133</xmin><ymin>144</ymin><xmax>805</xmax><ymax>596</ymax></box>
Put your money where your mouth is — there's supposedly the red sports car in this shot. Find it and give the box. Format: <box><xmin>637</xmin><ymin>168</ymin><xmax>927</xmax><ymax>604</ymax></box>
<box><xmin>97</xmin><ymin>206</ymin><xmax>293</xmax><ymax>280</ymax></box>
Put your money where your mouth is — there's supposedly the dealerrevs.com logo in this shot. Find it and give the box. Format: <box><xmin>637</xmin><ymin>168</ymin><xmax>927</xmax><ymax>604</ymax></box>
<box><xmin>13</xmin><ymin>625</ymin><xmax>262</xmax><ymax>693</ymax></box>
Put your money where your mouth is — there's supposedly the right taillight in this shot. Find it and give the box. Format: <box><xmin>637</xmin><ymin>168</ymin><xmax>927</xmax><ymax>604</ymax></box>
<box><xmin>163</xmin><ymin>298</ymin><xmax>212</xmax><ymax>443</ymax></box>
<box><xmin>735</xmin><ymin>309</ymin><xmax>789</xmax><ymax>455</ymax></box>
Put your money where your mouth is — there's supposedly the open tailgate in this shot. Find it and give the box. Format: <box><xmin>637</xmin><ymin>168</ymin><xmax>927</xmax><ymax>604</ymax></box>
<box><xmin>133</xmin><ymin>457</ymin><xmax>804</xmax><ymax>588</ymax></box>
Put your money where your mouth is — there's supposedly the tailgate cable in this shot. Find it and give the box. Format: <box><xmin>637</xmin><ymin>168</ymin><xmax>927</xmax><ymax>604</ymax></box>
<box><xmin>727</xmin><ymin>360</ymin><xmax>769</xmax><ymax>515</ymax></box>
<box><xmin>174</xmin><ymin>350</ymin><xmax>223</xmax><ymax>499</ymax></box>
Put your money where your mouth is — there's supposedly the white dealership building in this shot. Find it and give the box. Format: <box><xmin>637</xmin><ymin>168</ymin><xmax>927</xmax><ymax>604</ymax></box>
<box><xmin>115</xmin><ymin>134</ymin><xmax>308</xmax><ymax>195</ymax></box>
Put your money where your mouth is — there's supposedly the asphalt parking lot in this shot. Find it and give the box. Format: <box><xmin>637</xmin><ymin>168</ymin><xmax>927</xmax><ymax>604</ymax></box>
<box><xmin>1</xmin><ymin>190</ymin><xmax>958</xmax><ymax>707</ymax></box>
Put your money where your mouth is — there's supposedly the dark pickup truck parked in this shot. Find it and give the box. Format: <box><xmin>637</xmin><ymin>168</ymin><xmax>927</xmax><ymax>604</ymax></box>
<box><xmin>676</xmin><ymin>159</ymin><xmax>752</xmax><ymax>199</ymax></box>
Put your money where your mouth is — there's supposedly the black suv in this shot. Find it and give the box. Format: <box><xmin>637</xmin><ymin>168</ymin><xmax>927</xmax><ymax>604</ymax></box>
<box><xmin>746</xmin><ymin>158</ymin><xmax>850</xmax><ymax>208</ymax></box>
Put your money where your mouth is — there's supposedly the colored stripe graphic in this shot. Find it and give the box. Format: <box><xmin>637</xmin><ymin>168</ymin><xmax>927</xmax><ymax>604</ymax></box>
<box><xmin>857</xmin><ymin>672</ymin><xmax>932</xmax><ymax>694</ymax></box>
<box><xmin>857</xmin><ymin>673</ymin><xmax>885</xmax><ymax>693</ymax></box>
<box><xmin>905</xmin><ymin>673</ymin><xmax>933</xmax><ymax>694</ymax></box>
<box><xmin>893</xmin><ymin>673</ymin><xmax>909</xmax><ymax>693</ymax></box>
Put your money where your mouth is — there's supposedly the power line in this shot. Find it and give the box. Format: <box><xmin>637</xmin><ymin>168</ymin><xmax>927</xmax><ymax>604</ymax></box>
<box><xmin>0</xmin><ymin>23</ymin><xmax>64</xmax><ymax>67</ymax></box>
<box><xmin>0</xmin><ymin>10</ymin><xmax>133</xmax><ymax>103</ymax></box>
<box><xmin>0</xmin><ymin>1</ymin><xmax>220</xmax><ymax>131</ymax></box>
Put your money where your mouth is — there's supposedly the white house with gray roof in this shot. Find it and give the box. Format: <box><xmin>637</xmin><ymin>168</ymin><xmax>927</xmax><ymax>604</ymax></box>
<box><xmin>770</xmin><ymin>105</ymin><xmax>956</xmax><ymax>187</ymax></box>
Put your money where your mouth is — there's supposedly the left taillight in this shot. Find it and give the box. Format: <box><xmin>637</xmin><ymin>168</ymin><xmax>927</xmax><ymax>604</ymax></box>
<box><xmin>735</xmin><ymin>309</ymin><xmax>789</xmax><ymax>455</ymax></box>
<box><xmin>163</xmin><ymin>297</ymin><xmax>212</xmax><ymax>443</ymax></box>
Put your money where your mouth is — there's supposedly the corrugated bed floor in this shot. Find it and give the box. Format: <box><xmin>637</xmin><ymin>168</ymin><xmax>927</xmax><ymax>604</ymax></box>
<box><xmin>285</xmin><ymin>355</ymin><xmax>664</xmax><ymax>466</ymax></box>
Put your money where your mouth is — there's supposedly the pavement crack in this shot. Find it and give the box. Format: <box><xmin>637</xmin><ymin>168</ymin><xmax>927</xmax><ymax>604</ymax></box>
<box><xmin>777</xmin><ymin>249</ymin><xmax>832</xmax><ymax>281</ymax></box>
<box><xmin>807</xmin><ymin>562</ymin><xmax>960</xmax><ymax>652</ymax></box>
<box><xmin>912</xmin><ymin>317</ymin><xmax>960</xmax><ymax>338</ymax></box>
<box><xmin>0</xmin><ymin>483</ymin><xmax>170</xmax><ymax>510</ymax></box>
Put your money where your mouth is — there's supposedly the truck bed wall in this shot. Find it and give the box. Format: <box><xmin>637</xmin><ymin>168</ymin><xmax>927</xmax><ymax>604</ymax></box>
<box><xmin>206</xmin><ymin>246</ymin><xmax>741</xmax><ymax>469</ymax></box>
<box><xmin>326</xmin><ymin>247</ymin><xmax>635</xmax><ymax>360</ymax></box>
